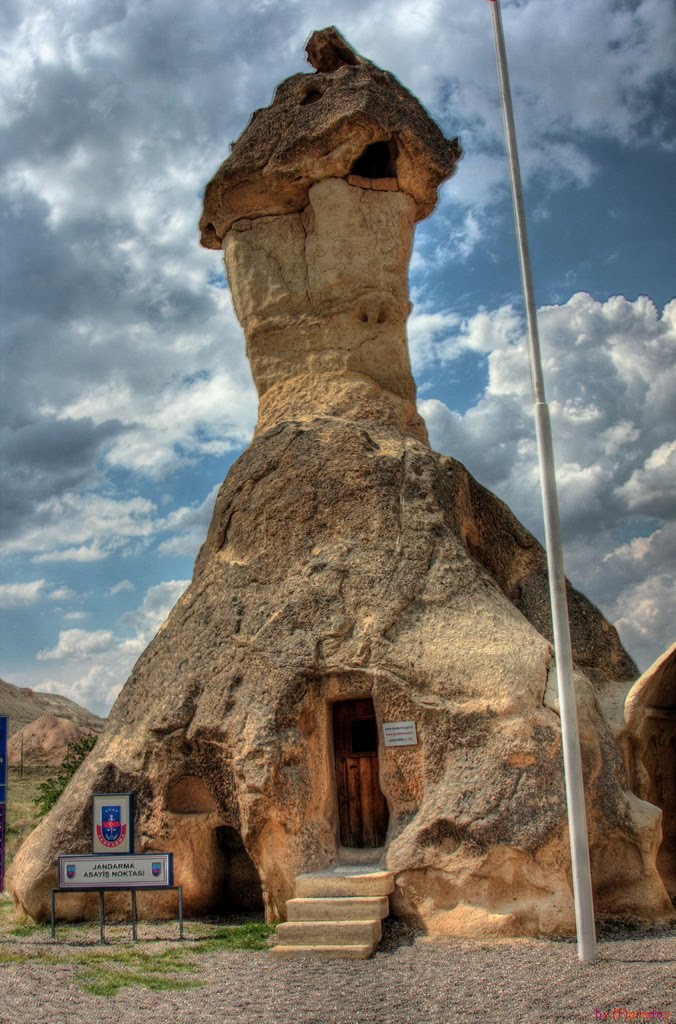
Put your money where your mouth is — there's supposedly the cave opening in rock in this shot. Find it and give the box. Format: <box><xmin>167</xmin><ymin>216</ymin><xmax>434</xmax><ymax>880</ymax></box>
<box><xmin>214</xmin><ymin>825</ymin><xmax>264</xmax><ymax>911</ymax></box>
<box><xmin>350</xmin><ymin>140</ymin><xmax>397</xmax><ymax>179</ymax></box>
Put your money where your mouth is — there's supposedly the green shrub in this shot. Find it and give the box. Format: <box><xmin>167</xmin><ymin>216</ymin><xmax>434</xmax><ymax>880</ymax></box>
<box><xmin>34</xmin><ymin>734</ymin><xmax>98</xmax><ymax>816</ymax></box>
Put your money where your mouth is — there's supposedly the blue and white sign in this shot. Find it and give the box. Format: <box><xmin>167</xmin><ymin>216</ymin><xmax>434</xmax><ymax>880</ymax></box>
<box><xmin>92</xmin><ymin>792</ymin><xmax>133</xmax><ymax>854</ymax></box>
<box><xmin>58</xmin><ymin>853</ymin><xmax>173</xmax><ymax>888</ymax></box>
<box><xmin>382</xmin><ymin>720</ymin><xmax>418</xmax><ymax>747</ymax></box>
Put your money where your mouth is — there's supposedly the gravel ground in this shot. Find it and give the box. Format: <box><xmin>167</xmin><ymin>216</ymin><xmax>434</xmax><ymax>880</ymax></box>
<box><xmin>0</xmin><ymin>919</ymin><xmax>674</xmax><ymax>1024</ymax></box>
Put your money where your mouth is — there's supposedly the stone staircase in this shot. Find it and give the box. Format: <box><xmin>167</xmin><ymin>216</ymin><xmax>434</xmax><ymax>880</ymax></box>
<box><xmin>271</xmin><ymin>865</ymin><xmax>394</xmax><ymax>959</ymax></box>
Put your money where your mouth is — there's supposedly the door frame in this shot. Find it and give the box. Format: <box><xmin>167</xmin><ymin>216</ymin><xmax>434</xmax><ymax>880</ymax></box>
<box><xmin>331</xmin><ymin>696</ymin><xmax>389</xmax><ymax>849</ymax></box>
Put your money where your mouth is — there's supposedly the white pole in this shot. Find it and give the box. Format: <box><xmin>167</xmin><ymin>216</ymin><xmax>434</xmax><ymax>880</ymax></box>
<box><xmin>486</xmin><ymin>0</ymin><xmax>597</xmax><ymax>963</ymax></box>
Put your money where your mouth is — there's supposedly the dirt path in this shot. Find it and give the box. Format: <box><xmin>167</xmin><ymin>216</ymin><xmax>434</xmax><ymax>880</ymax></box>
<box><xmin>0</xmin><ymin>922</ymin><xmax>674</xmax><ymax>1024</ymax></box>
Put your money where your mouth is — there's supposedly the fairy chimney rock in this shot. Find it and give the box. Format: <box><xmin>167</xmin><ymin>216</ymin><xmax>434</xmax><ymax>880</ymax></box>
<box><xmin>8</xmin><ymin>28</ymin><xmax>673</xmax><ymax>941</ymax></box>
<box><xmin>201</xmin><ymin>27</ymin><xmax>461</xmax><ymax>440</ymax></box>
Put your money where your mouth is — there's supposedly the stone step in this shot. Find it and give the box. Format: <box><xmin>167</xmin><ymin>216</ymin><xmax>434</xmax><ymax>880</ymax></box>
<box><xmin>286</xmin><ymin>896</ymin><xmax>389</xmax><ymax>921</ymax></box>
<box><xmin>295</xmin><ymin>868</ymin><xmax>394</xmax><ymax>899</ymax></box>
<box><xmin>270</xmin><ymin>943</ymin><xmax>375</xmax><ymax>960</ymax></box>
<box><xmin>276</xmin><ymin>918</ymin><xmax>382</xmax><ymax>946</ymax></box>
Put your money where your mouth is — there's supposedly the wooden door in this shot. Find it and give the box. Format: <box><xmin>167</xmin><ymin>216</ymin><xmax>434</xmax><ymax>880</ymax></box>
<box><xmin>333</xmin><ymin>699</ymin><xmax>389</xmax><ymax>848</ymax></box>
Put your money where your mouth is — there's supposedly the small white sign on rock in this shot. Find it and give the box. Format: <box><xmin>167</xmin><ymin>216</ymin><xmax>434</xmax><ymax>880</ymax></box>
<box><xmin>382</xmin><ymin>721</ymin><xmax>417</xmax><ymax>747</ymax></box>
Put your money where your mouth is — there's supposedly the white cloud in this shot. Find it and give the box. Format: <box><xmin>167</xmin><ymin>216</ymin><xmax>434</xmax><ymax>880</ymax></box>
<box><xmin>157</xmin><ymin>484</ymin><xmax>220</xmax><ymax>558</ymax></box>
<box><xmin>33</xmin><ymin>545</ymin><xmax>107</xmax><ymax>564</ymax></box>
<box><xmin>1</xmin><ymin>493</ymin><xmax>158</xmax><ymax>561</ymax></box>
<box><xmin>37</xmin><ymin>629</ymin><xmax>116</xmax><ymax>661</ymax></box>
<box><xmin>109</xmin><ymin>579</ymin><xmax>135</xmax><ymax>595</ymax></box>
<box><xmin>420</xmin><ymin>293</ymin><xmax>676</xmax><ymax>669</ymax></box>
<box><xmin>613</xmin><ymin>575</ymin><xmax>675</xmax><ymax>670</ymax></box>
<box><xmin>617</xmin><ymin>440</ymin><xmax>676</xmax><ymax>517</ymax></box>
<box><xmin>29</xmin><ymin>578</ymin><xmax>190</xmax><ymax>714</ymax></box>
<box><xmin>120</xmin><ymin>579</ymin><xmax>190</xmax><ymax>641</ymax></box>
<box><xmin>48</xmin><ymin>587</ymin><xmax>76</xmax><ymax>600</ymax></box>
<box><xmin>408</xmin><ymin>310</ymin><xmax>460</xmax><ymax>372</ymax></box>
<box><xmin>0</xmin><ymin>579</ymin><xmax>46</xmax><ymax>607</ymax></box>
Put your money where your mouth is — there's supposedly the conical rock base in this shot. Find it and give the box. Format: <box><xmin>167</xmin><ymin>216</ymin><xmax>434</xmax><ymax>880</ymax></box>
<box><xmin>8</xmin><ymin>418</ymin><xmax>671</xmax><ymax>934</ymax></box>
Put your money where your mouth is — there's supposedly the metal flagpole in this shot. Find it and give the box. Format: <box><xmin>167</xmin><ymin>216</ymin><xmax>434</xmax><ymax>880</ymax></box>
<box><xmin>485</xmin><ymin>0</ymin><xmax>597</xmax><ymax>963</ymax></box>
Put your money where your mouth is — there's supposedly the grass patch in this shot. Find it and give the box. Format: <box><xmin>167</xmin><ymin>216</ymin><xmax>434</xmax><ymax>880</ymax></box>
<box><xmin>72</xmin><ymin>947</ymin><xmax>197</xmax><ymax>973</ymax></box>
<box><xmin>0</xmin><ymin>914</ymin><xmax>274</xmax><ymax>997</ymax></box>
<box><xmin>77</xmin><ymin>967</ymin><xmax>203</xmax><ymax>997</ymax></box>
<box><xmin>0</xmin><ymin>949</ymin><xmax>62</xmax><ymax>965</ymax></box>
<box><xmin>190</xmin><ymin>922</ymin><xmax>274</xmax><ymax>953</ymax></box>
<box><xmin>7</xmin><ymin>920</ymin><xmax>49</xmax><ymax>937</ymax></box>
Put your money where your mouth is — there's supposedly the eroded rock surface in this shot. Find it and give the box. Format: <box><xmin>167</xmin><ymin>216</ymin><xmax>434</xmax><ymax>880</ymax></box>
<box><xmin>200</xmin><ymin>27</ymin><xmax>461</xmax><ymax>247</ymax></box>
<box><xmin>225</xmin><ymin>177</ymin><xmax>427</xmax><ymax>439</ymax></box>
<box><xmin>8</xmin><ymin>27</ymin><xmax>672</xmax><ymax>937</ymax></box>
<box><xmin>9</xmin><ymin>421</ymin><xmax>670</xmax><ymax>933</ymax></box>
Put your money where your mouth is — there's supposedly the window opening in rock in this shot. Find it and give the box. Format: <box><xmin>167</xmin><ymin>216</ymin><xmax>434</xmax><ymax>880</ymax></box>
<box><xmin>214</xmin><ymin>825</ymin><xmax>264</xmax><ymax>911</ymax></box>
<box><xmin>350</xmin><ymin>140</ymin><xmax>397</xmax><ymax>179</ymax></box>
<box><xmin>333</xmin><ymin>698</ymin><xmax>389</xmax><ymax>847</ymax></box>
<box><xmin>350</xmin><ymin>716</ymin><xmax>378</xmax><ymax>755</ymax></box>
<box><xmin>301</xmin><ymin>88</ymin><xmax>323</xmax><ymax>105</ymax></box>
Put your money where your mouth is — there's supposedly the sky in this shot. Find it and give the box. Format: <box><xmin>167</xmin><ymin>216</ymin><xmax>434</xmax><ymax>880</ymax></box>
<box><xmin>0</xmin><ymin>0</ymin><xmax>674</xmax><ymax>718</ymax></box>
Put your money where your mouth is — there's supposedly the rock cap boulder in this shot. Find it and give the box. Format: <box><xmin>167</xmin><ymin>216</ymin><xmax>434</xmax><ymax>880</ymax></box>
<box><xmin>200</xmin><ymin>26</ymin><xmax>462</xmax><ymax>247</ymax></box>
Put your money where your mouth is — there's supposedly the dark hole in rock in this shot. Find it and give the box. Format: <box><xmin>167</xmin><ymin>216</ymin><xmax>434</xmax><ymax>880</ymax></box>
<box><xmin>301</xmin><ymin>88</ymin><xmax>323</xmax><ymax>105</ymax></box>
<box><xmin>202</xmin><ymin>222</ymin><xmax>220</xmax><ymax>244</ymax></box>
<box><xmin>214</xmin><ymin>825</ymin><xmax>264</xmax><ymax>911</ymax></box>
<box><xmin>350</xmin><ymin>716</ymin><xmax>378</xmax><ymax>754</ymax></box>
<box><xmin>350</xmin><ymin>140</ymin><xmax>397</xmax><ymax>179</ymax></box>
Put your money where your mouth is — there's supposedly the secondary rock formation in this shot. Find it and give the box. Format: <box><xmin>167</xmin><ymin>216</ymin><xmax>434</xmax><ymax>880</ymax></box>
<box><xmin>9</xmin><ymin>28</ymin><xmax>673</xmax><ymax>936</ymax></box>
<box><xmin>0</xmin><ymin>677</ymin><xmax>105</xmax><ymax>736</ymax></box>
<box><xmin>8</xmin><ymin>715</ymin><xmax>98</xmax><ymax>771</ymax></box>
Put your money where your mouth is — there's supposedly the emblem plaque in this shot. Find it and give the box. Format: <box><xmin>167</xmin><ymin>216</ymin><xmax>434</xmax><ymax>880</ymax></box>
<box><xmin>91</xmin><ymin>793</ymin><xmax>133</xmax><ymax>855</ymax></box>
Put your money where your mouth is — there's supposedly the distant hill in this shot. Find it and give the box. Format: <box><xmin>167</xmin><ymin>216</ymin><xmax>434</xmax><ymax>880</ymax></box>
<box><xmin>0</xmin><ymin>677</ymin><xmax>105</xmax><ymax>737</ymax></box>
<box><xmin>7</xmin><ymin>714</ymin><xmax>100</xmax><ymax>769</ymax></box>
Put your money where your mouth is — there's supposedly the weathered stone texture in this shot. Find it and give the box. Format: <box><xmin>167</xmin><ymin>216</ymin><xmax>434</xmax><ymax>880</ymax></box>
<box><xmin>225</xmin><ymin>178</ymin><xmax>426</xmax><ymax>440</ymax></box>
<box><xmin>200</xmin><ymin>28</ymin><xmax>461</xmax><ymax>247</ymax></box>
<box><xmin>8</xmin><ymin>26</ymin><xmax>672</xmax><ymax>939</ymax></box>
<box><xmin>9</xmin><ymin>421</ymin><xmax>670</xmax><ymax>933</ymax></box>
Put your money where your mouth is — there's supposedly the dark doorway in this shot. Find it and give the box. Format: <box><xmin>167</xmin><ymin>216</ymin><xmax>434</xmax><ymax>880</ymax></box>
<box><xmin>333</xmin><ymin>698</ymin><xmax>389</xmax><ymax>848</ymax></box>
<box><xmin>214</xmin><ymin>826</ymin><xmax>264</xmax><ymax>911</ymax></box>
<box><xmin>350</xmin><ymin>140</ymin><xmax>397</xmax><ymax>179</ymax></box>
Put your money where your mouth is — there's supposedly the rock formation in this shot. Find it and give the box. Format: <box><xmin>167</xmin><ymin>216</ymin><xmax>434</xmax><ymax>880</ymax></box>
<box><xmin>9</xmin><ymin>28</ymin><xmax>673</xmax><ymax>936</ymax></box>
<box><xmin>7</xmin><ymin>715</ymin><xmax>98</xmax><ymax>771</ymax></box>
<box><xmin>0</xmin><ymin>677</ymin><xmax>105</xmax><ymax>736</ymax></box>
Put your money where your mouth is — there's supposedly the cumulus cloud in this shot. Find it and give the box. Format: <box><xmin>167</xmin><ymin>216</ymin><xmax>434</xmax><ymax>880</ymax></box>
<box><xmin>0</xmin><ymin>493</ymin><xmax>158</xmax><ymax>561</ymax></box>
<box><xmin>156</xmin><ymin>483</ymin><xmax>220</xmax><ymax>558</ymax></box>
<box><xmin>31</xmin><ymin>579</ymin><xmax>190</xmax><ymax>714</ymax></box>
<box><xmin>420</xmin><ymin>293</ymin><xmax>676</xmax><ymax>668</ymax></box>
<box><xmin>0</xmin><ymin>579</ymin><xmax>46</xmax><ymax>607</ymax></box>
<box><xmin>109</xmin><ymin>579</ymin><xmax>135</xmax><ymax>596</ymax></box>
<box><xmin>616</xmin><ymin>440</ymin><xmax>676</xmax><ymax>518</ymax></box>
<box><xmin>119</xmin><ymin>579</ymin><xmax>190</xmax><ymax>640</ymax></box>
<box><xmin>37</xmin><ymin>628</ymin><xmax>116</xmax><ymax>661</ymax></box>
<box><xmin>1</xmin><ymin>0</ymin><xmax>674</xmax><ymax>707</ymax></box>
